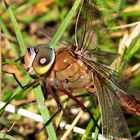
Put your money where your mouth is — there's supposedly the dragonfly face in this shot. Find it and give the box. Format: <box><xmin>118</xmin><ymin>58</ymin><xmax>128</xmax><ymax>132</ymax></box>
<box><xmin>24</xmin><ymin>44</ymin><xmax>55</xmax><ymax>76</ymax></box>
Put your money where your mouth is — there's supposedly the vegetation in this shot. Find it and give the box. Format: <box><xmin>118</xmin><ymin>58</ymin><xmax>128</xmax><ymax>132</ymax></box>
<box><xmin>1</xmin><ymin>0</ymin><xmax>140</xmax><ymax>139</ymax></box>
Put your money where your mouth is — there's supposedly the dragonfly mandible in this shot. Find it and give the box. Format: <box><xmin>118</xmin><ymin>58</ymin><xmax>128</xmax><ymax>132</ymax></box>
<box><xmin>3</xmin><ymin>0</ymin><xmax>140</xmax><ymax>139</ymax></box>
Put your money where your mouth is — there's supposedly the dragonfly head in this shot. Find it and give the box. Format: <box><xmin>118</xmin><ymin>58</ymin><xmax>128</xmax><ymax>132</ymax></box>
<box><xmin>24</xmin><ymin>44</ymin><xmax>55</xmax><ymax>76</ymax></box>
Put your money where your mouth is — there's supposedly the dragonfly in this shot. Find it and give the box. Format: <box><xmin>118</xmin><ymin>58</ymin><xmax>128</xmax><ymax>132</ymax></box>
<box><xmin>2</xmin><ymin>0</ymin><xmax>140</xmax><ymax>139</ymax></box>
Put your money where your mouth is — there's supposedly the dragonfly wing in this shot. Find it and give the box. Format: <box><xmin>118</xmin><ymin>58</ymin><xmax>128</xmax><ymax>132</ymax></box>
<box><xmin>81</xmin><ymin>57</ymin><xmax>132</xmax><ymax>139</ymax></box>
<box><xmin>93</xmin><ymin>72</ymin><xmax>132</xmax><ymax>139</ymax></box>
<box><xmin>75</xmin><ymin>0</ymin><xmax>121</xmax><ymax>53</ymax></box>
<box><xmin>37</xmin><ymin>29</ymin><xmax>70</xmax><ymax>49</ymax></box>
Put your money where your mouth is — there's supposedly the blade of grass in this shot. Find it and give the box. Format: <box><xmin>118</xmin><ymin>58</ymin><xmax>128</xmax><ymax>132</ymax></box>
<box><xmin>0</xmin><ymin>18</ymin><xmax>9</xmax><ymax>34</ymax></box>
<box><xmin>93</xmin><ymin>119</ymin><xmax>101</xmax><ymax>140</ymax></box>
<box><xmin>0</xmin><ymin>133</ymin><xmax>17</xmax><ymax>140</ymax></box>
<box><xmin>36</xmin><ymin>10</ymin><xmax>59</xmax><ymax>23</ymax></box>
<box><xmin>4</xmin><ymin>0</ymin><xmax>26</xmax><ymax>56</ymax></box>
<box><xmin>81</xmin><ymin>107</ymin><xmax>100</xmax><ymax>140</ymax></box>
<box><xmin>2</xmin><ymin>0</ymin><xmax>40</xmax><ymax>18</ymax></box>
<box><xmin>126</xmin><ymin>37</ymin><xmax>140</xmax><ymax>61</ymax></box>
<box><xmin>34</xmin><ymin>85</ymin><xmax>57</xmax><ymax>140</ymax></box>
<box><xmin>50</xmin><ymin>0</ymin><xmax>81</xmax><ymax>48</ymax></box>
<box><xmin>125</xmin><ymin>24</ymin><xmax>140</xmax><ymax>62</ymax></box>
<box><xmin>81</xmin><ymin>120</ymin><xmax>94</xmax><ymax>140</ymax></box>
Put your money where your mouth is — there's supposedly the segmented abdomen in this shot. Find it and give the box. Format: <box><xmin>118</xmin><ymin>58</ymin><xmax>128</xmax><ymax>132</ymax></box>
<box><xmin>117</xmin><ymin>90</ymin><xmax>140</xmax><ymax>116</ymax></box>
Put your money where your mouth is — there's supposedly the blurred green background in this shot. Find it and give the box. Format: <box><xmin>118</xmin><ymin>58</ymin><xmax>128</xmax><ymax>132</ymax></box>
<box><xmin>1</xmin><ymin>0</ymin><xmax>140</xmax><ymax>140</ymax></box>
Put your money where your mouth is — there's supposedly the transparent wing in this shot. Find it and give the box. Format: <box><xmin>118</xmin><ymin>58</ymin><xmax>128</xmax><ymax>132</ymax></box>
<box><xmin>75</xmin><ymin>0</ymin><xmax>121</xmax><ymax>53</ymax></box>
<box><xmin>81</xmin><ymin>57</ymin><xmax>132</xmax><ymax>139</ymax></box>
<box><xmin>93</xmin><ymin>73</ymin><xmax>132</xmax><ymax>139</ymax></box>
<box><xmin>87</xmin><ymin>51</ymin><xmax>120</xmax><ymax>65</ymax></box>
<box><xmin>37</xmin><ymin>29</ymin><xmax>71</xmax><ymax>49</ymax></box>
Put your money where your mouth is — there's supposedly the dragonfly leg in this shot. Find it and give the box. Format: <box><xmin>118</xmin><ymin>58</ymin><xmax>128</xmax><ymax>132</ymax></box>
<box><xmin>14</xmin><ymin>99</ymin><xmax>37</xmax><ymax>113</ymax></box>
<box><xmin>56</xmin><ymin>84</ymin><xmax>101</xmax><ymax>131</ymax></box>
<box><xmin>44</xmin><ymin>82</ymin><xmax>62</xmax><ymax>126</ymax></box>
<box><xmin>15</xmin><ymin>56</ymin><xmax>24</xmax><ymax>62</ymax></box>
<box><xmin>36</xmin><ymin>82</ymin><xmax>62</xmax><ymax>134</ymax></box>
<box><xmin>16</xmin><ymin>99</ymin><xmax>36</xmax><ymax>108</ymax></box>
<box><xmin>13</xmin><ymin>74</ymin><xmax>43</xmax><ymax>90</ymax></box>
<box><xmin>3</xmin><ymin>56</ymin><xmax>43</xmax><ymax>90</ymax></box>
<box><xmin>3</xmin><ymin>65</ymin><xmax>43</xmax><ymax>90</ymax></box>
<box><xmin>42</xmin><ymin>81</ymin><xmax>49</xmax><ymax>99</ymax></box>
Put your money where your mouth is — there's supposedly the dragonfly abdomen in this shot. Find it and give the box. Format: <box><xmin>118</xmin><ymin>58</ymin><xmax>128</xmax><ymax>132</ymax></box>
<box><xmin>117</xmin><ymin>89</ymin><xmax>140</xmax><ymax>116</ymax></box>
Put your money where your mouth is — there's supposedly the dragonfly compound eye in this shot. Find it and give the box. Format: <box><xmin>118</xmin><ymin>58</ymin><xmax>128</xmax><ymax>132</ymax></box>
<box><xmin>32</xmin><ymin>45</ymin><xmax>55</xmax><ymax>76</ymax></box>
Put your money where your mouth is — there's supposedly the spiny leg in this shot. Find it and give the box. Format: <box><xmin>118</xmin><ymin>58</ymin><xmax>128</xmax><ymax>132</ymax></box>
<box><xmin>13</xmin><ymin>74</ymin><xmax>43</xmax><ymax>90</ymax></box>
<box><xmin>56</xmin><ymin>84</ymin><xmax>101</xmax><ymax>132</ymax></box>
<box><xmin>3</xmin><ymin>64</ymin><xmax>44</xmax><ymax>90</ymax></box>
<box><xmin>42</xmin><ymin>81</ymin><xmax>49</xmax><ymax>99</ymax></box>
<box><xmin>16</xmin><ymin>81</ymin><xmax>48</xmax><ymax>108</ymax></box>
<box><xmin>3</xmin><ymin>56</ymin><xmax>43</xmax><ymax>90</ymax></box>
<box><xmin>45</xmin><ymin>82</ymin><xmax>62</xmax><ymax>126</ymax></box>
<box><xmin>2</xmin><ymin>56</ymin><xmax>44</xmax><ymax>108</ymax></box>
<box><xmin>3</xmin><ymin>69</ymin><xmax>43</xmax><ymax>109</ymax></box>
<box><xmin>16</xmin><ymin>99</ymin><xmax>36</xmax><ymax>108</ymax></box>
<box><xmin>37</xmin><ymin>82</ymin><xmax>62</xmax><ymax>133</ymax></box>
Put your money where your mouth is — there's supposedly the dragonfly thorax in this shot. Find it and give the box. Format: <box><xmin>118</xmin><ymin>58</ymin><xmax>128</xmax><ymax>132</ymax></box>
<box><xmin>49</xmin><ymin>48</ymin><xmax>94</xmax><ymax>91</ymax></box>
<box><xmin>24</xmin><ymin>44</ymin><xmax>55</xmax><ymax>76</ymax></box>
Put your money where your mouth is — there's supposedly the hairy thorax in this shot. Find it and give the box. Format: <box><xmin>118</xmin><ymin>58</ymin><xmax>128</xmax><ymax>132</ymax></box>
<box><xmin>49</xmin><ymin>48</ymin><xmax>93</xmax><ymax>91</ymax></box>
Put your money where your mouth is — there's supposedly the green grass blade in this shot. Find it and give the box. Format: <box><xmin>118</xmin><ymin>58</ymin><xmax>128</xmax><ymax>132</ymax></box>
<box><xmin>81</xmin><ymin>106</ymin><xmax>100</xmax><ymax>140</ymax></box>
<box><xmin>4</xmin><ymin>1</ymin><xmax>26</xmax><ymax>56</ymax></box>
<box><xmin>50</xmin><ymin>0</ymin><xmax>81</xmax><ymax>48</ymax></box>
<box><xmin>34</xmin><ymin>85</ymin><xmax>57</xmax><ymax>140</ymax></box>
<box><xmin>81</xmin><ymin>120</ymin><xmax>94</xmax><ymax>140</ymax></box>
<box><xmin>0</xmin><ymin>18</ymin><xmax>9</xmax><ymax>34</ymax></box>
<box><xmin>125</xmin><ymin>37</ymin><xmax>140</xmax><ymax>62</ymax></box>
<box><xmin>93</xmin><ymin>119</ymin><xmax>101</xmax><ymax>140</ymax></box>
<box><xmin>0</xmin><ymin>132</ymin><xmax>17</xmax><ymax>140</ymax></box>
